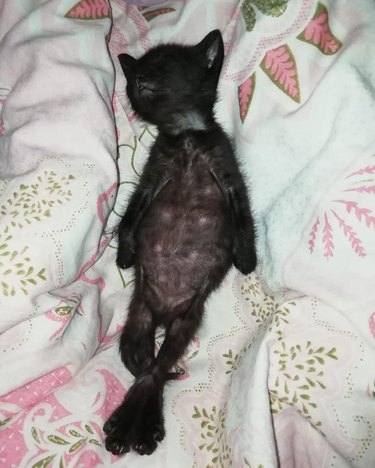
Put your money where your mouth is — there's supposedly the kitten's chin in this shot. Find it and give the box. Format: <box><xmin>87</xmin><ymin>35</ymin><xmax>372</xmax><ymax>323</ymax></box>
<box><xmin>129</xmin><ymin>107</ymin><xmax>211</xmax><ymax>135</ymax></box>
<box><xmin>158</xmin><ymin>112</ymin><xmax>208</xmax><ymax>135</ymax></box>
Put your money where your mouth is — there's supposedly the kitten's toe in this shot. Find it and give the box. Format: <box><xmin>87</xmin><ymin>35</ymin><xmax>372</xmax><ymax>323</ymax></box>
<box><xmin>131</xmin><ymin>381</ymin><xmax>165</xmax><ymax>455</ymax></box>
<box><xmin>104</xmin><ymin>407</ymin><xmax>132</xmax><ymax>455</ymax></box>
<box><xmin>104</xmin><ymin>377</ymin><xmax>165</xmax><ymax>456</ymax></box>
<box><xmin>103</xmin><ymin>405</ymin><xmax>122</xmax><ymax>435</ymax></box>
<box><xmin>105</xmin><ymin>433</ymin><xmax>131</xmax><ymax>455</ymax></box>
<box><xmin>153</xmin><ymin>423</ymin><xmax>165</xmax><ymax>442</ymax></box>
<box><xmin>132</xmin><ymin>414</ymin><xmax>164</xmax><ymax>455</ymax></box>
<box><xmin>135</xmin><ymin>439</ymin><xmax>157</xmax><ymax>456</ymax></box>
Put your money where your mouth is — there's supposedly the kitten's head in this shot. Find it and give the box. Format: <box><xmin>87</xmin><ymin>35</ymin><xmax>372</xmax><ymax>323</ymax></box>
<box><xmin>118</xmin><ymin>30</ymin><xmax>224</xmax><ymax>132</ymax></box>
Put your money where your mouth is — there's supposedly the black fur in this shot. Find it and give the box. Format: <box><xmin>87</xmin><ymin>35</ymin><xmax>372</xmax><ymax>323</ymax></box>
<box><xmin>104</xmin><ymin>30</ymin><xmax>257</xmax><ymax>456</ymax></box>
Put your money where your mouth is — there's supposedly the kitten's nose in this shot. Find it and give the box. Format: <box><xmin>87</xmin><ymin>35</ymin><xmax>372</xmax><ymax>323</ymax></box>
<box><xmin>135</xmin><ymin>74</ymin><xmax>144</xmax><ymax>90</ymax></box>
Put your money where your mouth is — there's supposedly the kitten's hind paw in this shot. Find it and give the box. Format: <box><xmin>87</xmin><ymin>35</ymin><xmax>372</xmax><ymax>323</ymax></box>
<box><xmin>104</xmin><ymin>376</ymin><xmax>165</xmax><ymax>456</ymax></box>
<box><xmin>104</xmin><ymin>405</ymin><xmax>132</xmax><ymax>455</ymax></box>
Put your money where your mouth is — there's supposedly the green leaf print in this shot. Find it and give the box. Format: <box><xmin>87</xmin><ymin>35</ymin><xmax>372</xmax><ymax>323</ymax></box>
<box><xmin>85</xmin><ymin>424</ymin><xmax>94</xmax><ymax>434</ymax></box>
<box><xmin>68</xmin><ymin>429</ymin><xmax>82</xmax><ymax>438</ymax></box>
<box><xmin>69</xmin><ymin>437</ymin><xmax>87</xmax><ymax>453</ymax></box>
<box><xmin>242</xmin><ymin>0</ymin><xmax>289</xmax><ymax>32</ymax></box>
<box><xmin>0</xmin><ymin>417</ymin><xmax>11</xmax><ymax>427</ymax></box>
<box><xmin>223</xmin><ymin>341</ymin><xmax>253</xmax><ymax>375</ymax></box>
<box><xmin>32</xmin><ymin>454</ymin><xmax>56</xmax><ymax>468</ymax></box>
<box><xmin>269</xmin><ymin>340</ymin><xmax>338</xmax><ymax>427</ymax></box>
<box><xmin>244</xmin><ymin>459</ymin><xmax>264</xmax><ymax>468</ymax></box>
<box><xmin>242</xmin><ymin>1</ymin><xmax>256</xmax><ymax>32</ymax></box>
<box><xmin>0</xmin><ymin>233</ymin><xmax>47</xmax><ymax>297</ymax></box>
<box><xmin>47</xmin><ymin>434</ymin><xmax>70</xmax><ymax>445</ymax></box>
<box><xmin>0</xmin><ymin>171</ymin><xmax>75</xmax><ymax>229</ymax></box>
<box><xmin>192</xmin><ymin>404</ymin><xmax>232</xmax><ymax>467</ymax></box>
<box><xmin>252</xmin><ymin>0</ymin><xmax>288</xmax><ymax>16</ymax></box>
<box><xmin>89</xmin><ymin>438</ymin><xmax>102</xmax><ymax>446</ymax></box>
<box><xmin>240</xmin><ymin>274</ymin><xmax>262</xmax><ymax>296</ymax></box>
<box><xmin>55</xmin><ymin>306</ymin><xmax>74</xmax><ymax>317</ymax></box>
<box><xmin>31</xmin><ymin>426</ymin><xmax>41</xmax><ymax>443</ymax></box>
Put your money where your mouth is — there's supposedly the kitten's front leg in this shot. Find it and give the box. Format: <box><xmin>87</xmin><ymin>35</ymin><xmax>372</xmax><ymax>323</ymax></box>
<box><xmin>228</xmin><ymin>185</ymin><xmax>257</xmax><ymax>275</ymax></box>
<box><xmin>117</xmin><ymin>225</ymin><xmax>136</xmax><ymax>269</ymax></box>
<box><xmin>233</xmin><ymin>226</ymin><xmax>257</xmax><ymax>275</ymax></box>
<box><xmin>212</xmin><ymin>166</ymin><xmax>257</xmax><ymax>275</ymax></box>
<box><xmin>229</xmin><ymin>187</ymin><xmax>257</xmax><ymax>275</ymax></box>
<box><xmin>117</xmin><ymin>188</ymin><xmax>152</xmax><ymax>269</ymax></box>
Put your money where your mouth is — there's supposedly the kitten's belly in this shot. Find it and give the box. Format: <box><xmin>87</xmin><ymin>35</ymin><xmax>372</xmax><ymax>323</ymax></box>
<box><xmin>137</xmin><ymin>168</ymin><xmax>232</xmax><ymax>307</ymax></box>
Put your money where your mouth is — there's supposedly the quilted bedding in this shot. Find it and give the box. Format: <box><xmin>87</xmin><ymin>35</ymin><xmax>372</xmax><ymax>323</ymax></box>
<box><xmin>0</xmin><ymin>0</ymin><xmax>374</xmax><ymax>467</ymax></box>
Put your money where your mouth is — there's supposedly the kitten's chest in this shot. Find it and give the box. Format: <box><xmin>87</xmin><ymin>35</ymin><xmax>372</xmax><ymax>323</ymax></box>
<box><xmin>163</xmin><ymin>136</ymin><xmax>214</xmax><ymax>187</ymax></box>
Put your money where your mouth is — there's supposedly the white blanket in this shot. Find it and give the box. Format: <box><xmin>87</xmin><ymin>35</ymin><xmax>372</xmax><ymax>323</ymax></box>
<box><xmin>0</xmin><ymin>1</ymin><xmax>374</xmax><ymax>467</ymax></box>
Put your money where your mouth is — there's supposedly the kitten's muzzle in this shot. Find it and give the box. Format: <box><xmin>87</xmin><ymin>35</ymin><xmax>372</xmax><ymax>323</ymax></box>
<box><xmin>135</xmin><ymin>74</ymin><xmax>154</xmax><ymax>94</ymax></box>
<box><xmin>135</xmin><ymin>73</ymin><xmax>145</xmax><ymax>90</ymax></box>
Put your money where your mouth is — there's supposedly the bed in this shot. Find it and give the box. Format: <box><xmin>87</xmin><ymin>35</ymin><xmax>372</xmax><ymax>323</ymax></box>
<box><xmin>0</xmin><ymin>0</ymin><xmax>374</xmax><ymax>466</ymax></box>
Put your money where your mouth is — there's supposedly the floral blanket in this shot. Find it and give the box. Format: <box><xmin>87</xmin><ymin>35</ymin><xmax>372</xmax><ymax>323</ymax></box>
<box><xmin>0</xmin><ymin>0</ymin><xmax>374</xmax><ymax>467</ymax></box>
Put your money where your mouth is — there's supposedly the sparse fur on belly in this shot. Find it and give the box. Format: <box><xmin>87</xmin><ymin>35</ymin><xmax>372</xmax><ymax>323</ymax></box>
<box><xmin>137</xmin><ymin>154</ymin><xmax>233</xmax><ymax>314</ymax></box>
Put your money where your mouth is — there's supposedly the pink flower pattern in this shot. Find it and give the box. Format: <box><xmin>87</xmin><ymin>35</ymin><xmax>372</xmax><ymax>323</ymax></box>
<box><xmin>65</xmin><ymin>0</ymin><xmax>110</xmax><ymax>20</ymax></box>
<box><xmin>308</xmin><ymin>216</ymin><xmax>320</xmax><ymax>253</ymax></box>
<box><xmin>238</xmin><ymin>73</ymin><xmax>256</xmax><ymax>123</ymax></box>
<box><xmin>331</xmin><ymin>210</ymin><xmax>366</xmax><ymax>257</ymax></box>
<box><xmin>369</xmin><ymin>312</ymin><xmax>375</xmax><ymax>339</ymax></box>
<box><xmin>308</xmin><ymin>158</ymin><xmax>375</xmax><ymax>259</ymax></box>
<box><xmin>260</xmin><ymin>45</ymin><xmax>301</xmax><ymax>103</ymax></box>
<box><xmin>0</xmin><ymin>89</ymin><xmax>8</xmax><ymax>135</ymax></box>
<box><xmin>141</xmin><ymin>7</ymin><xmax>176</xmax><ymax>22</ymax></box>
<box><xmin>298</xmin><ymin>2</ymin><xmax>342</xmax><ymax>55</ymax></box>
<box><xmin>335</xmin><ymin>199</ymin><xmax>375</xmax><ymax>229</ymax></box>
<box><xmin>322</xmin><ymin>212</ymin><xmax>334</xmax><ymax>258</ymax></box>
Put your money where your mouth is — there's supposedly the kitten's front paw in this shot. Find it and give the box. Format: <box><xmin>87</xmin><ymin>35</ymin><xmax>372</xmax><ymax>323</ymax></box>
<box><xmin>233</xmin><ymin>240</ymin><xmax>257</xmax><ymax>275</ymax></box>
<box><xmin>116</xmin><ymin>236</ymin><xmax>136</xmax><ymax>269</ymax></box>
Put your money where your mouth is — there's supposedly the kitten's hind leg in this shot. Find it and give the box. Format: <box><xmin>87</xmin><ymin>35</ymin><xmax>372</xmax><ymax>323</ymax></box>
<box><xmin>120</xmin><ymin>296</ymin><xmax>156</xmax><ymax>377</ymax></box>
<box><xmin>104</xmin><ymin>297</ymin><xmax>205</xmax><ymax>456</ymax></box>
<box><xmin>153</xmin><ymin>296</ymin><xmax>205</xmax><ymax>380</ymax></box>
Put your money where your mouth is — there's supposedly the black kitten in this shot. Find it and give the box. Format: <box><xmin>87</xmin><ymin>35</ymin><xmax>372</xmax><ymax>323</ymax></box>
<box><xmin>104</xmin><ymin>30</ymin><xmax>256</xmax><ymax>456</ymax></box>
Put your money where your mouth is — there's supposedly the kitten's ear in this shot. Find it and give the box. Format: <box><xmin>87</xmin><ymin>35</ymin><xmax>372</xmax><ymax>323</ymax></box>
<box><xmin>118</xmin><ymin>53</ymin><xmax>137</xmax><ymax>79</ymax></box>
<box><xmin>196</xmin><ymin>30</ymin><xmax>224</xmax><ymax>70</ymax></box>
